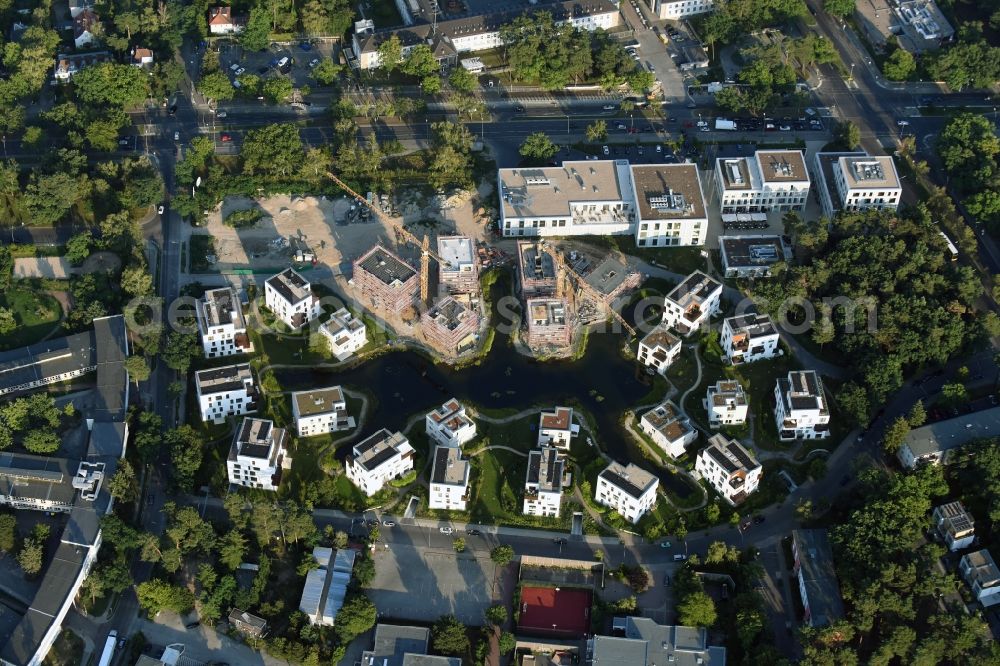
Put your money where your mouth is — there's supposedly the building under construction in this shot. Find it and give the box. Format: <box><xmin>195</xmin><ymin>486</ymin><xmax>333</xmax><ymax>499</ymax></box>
<box><xmin>437</xmin><ymin>236</ymin><xmax>480</xmax><ymax>295</ymax></box>
<box><xmin>353</xmin><ymin>244</ymin><xmax>420</xmax><ymax>314</ymax></box>
<box><xmin>583</xmin><ymin>254</ymin><xmax>642</xmax><ymax>305</ymax></box>
<box><xmin>517</xmin><ymin>241</ymin><xmax>557</xmax><ymax>297</ymax></box>
<box><xmin>525</xmin><ymin>298</ymin><xmax>572</xmax><ymax>350</ymax></box>
<box><xmin>421</xmin><ymin>296</ymin><xmax>481</xmax><ymax>355</ymax></box>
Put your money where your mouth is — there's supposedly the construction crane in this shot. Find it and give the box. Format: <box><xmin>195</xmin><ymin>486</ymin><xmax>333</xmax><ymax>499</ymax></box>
<box><xmin>326</xmin><ymin>172</ymin><xmax>449</xmax><ymax>303</ymax></box>
<box><xmin>542</xmin><ymin>241</ymin><xmax>637</xmax><ymax>339</ymax></box>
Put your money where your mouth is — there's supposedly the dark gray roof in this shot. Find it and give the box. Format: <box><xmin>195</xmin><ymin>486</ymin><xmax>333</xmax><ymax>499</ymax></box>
<box><xmin>196</xmin><ymin>363</ymin><xmax>254</xmax><ymax>394</ymax></box>
<box><xmin>599</xmin><ymin>462</ymin><xmax>657</xmax><ymax>499</ymax></box>
<box><xmin>0</xmin><ymin>332</ymin><xmax>94</xmax><ymax>395</ymax></box>
<box><xmin>667</xmin><ymin>271</ymin><xmax>722</xmax><ymax>308</ymax></box>
<box><xmin>361</xmin><ymin>624</ymin><xmax>462</xmax><ymax>666</ymax></box>
<box><xmin>431</xmin><ymin>445</ymin><xmax>469</xmax><ymax>486</ymax></box>
<box><xmin>0</xmin><ymin>453</ymin><xmax>77</xmax><ymax>507</ymax></box>
<box><xmin>902</xmin><ymin>406</ymin><xmax>1000</xmax><ymax>460</ymax></box>
<box><xmin>719</xmin><ymin>236</ymin><xmax>789</xmax><ymax>271</ymax></box>
<box><xmin>231</xmin><ymin>418</ymin><xmax>285</xmax><ymax>461</ymax></box>
<box><xmin>526</xmin><ymin>447</ymin><xmax>564</xmax><ymax>492</ymax></box>
<box><xmin>356</xmin><ymin>245</ymin><xmax>417</xmax><ymax>286</ymax></box>
<box><xmin>90</xmin><ymin>315</ymin><xmax>129</xmax><ymax>422</ymax></box>
<box><xmin>792</xmin><ymin>529</ymin><xmax>844</xmax><ymax>627</ymax></box>
<box><xmin>266</xmin><ymin>268</ymin><xmax>312</xmax><ymax>305</ymax></box>
<box><xmin>724</xmin><ymin>312</ymin><xmax>776</xmax><ymax>338</ymax></box>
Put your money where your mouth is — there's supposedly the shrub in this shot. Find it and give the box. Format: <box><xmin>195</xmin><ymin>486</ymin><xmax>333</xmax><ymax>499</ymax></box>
<box><xmin>223</xmin><ymin>209</ymin><xmax>265</xmax><ymax>228</ymax></box>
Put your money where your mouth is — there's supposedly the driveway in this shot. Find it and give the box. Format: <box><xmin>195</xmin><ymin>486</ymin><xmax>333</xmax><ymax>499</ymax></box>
<box><xmin>133</xmin><ymin>613</ymin><xmax>288</xmax><ymax>665</ymax></box>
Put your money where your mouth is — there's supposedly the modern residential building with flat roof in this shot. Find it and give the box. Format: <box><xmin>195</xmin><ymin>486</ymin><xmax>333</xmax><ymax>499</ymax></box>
<box><xmin>421</xmin><ymin>296</ymin><xmax>480</xmax><ymax>355</ymax></box>
<box><xmin>299</xmin><ymin>548</ymin><xmax>357</xmax><ymax>626</ymax></box>
<box><xmin>695</xmin><ymin>433</ymin><xmax>761</xmax><ymax>505</ymax></box>
<box><xmin>196</xmin><ymin>287</ymin><xmax>252</xmax><ymax>358</ymax></box>
<box><xmin>346</xmin><ymin>429</ymin><xmax>415</xmax><ymax>496</ymax></box>
<box><xmin>639</xmin><ymin>400</ymin><xmax>697</xmax><ymax>458</ymax></box>
<box><xmin>649</xmin><ymin>0</ymin><xmax>714</xmax><ymax>20</ymax></box>
<box><xmin>716</xmin><ymin>150</ymin><xmax>810</xmax><ymax>214</ymax></box>
<box><xmin>429</xmin><ymin>445</ymin><xmax>471</xmax><ymax>511</ymax></box>
<box><xmin>932</xmin><ymin>501</ymin><xmax>976</xmax><ymax>551</ymax></box>
<box><xmin>523</xmin><ymin>447</ymin><xmax>568</xmax><ymax>517</ymax></box>
<box><xmin>425</xmin><ymin>399</ymin><xmax>477</xmax><ymax>448</ymax></box>
<box><xmin>586</xmin><ymin>616</ymin><xmax>726</xmax><ymax>666</ymax></box>
<box><xmin>662</xmin><ymin>271</ymin><xmax>722</xmax><ymax>336</ymax></box>
<box><xmin>525</xmin><ymin>298</ymin><xmax>573</xmax><ymax>350</ymax></box>
<box><xmin>631</xmin><ymin>163</ymin><xmax>708</xmax><ymax>247</ymax></box>
<box><xmin>704</xmin><ymin>380</ymin><xmax>748</xmax><ymax>429</ymax></box>
<box><xmin>791</xmin><ymin>529</ymin><xmax>845</xmax><ymax>627</ymax></box>
<box><xmin>319</xmin><ymin>308</ymin><xmax>367</xmax><ymax>361</ymax></box>
<box><xmin>437</xmin><ymin>236</ymin><xmax>479</xmax><ymax>295</ymax></box>
<box><xmin>360</xmin><ymin>624</ymin><xmax>462</xmax><ymax>666</ymax></box>
<box><xmin>959</xmin><ymin>549</ymin><xmax>1000</xmax><ymax>608</ymax></box>
<box><xmin>291</xmin><ymin>386</ymin><xmax>355</xmax><ymax>438</ymax></box>
<box><xmin>718</xmin><ymin>235</ymin><xmax>790</xmax><ymax>278</ymax></box>
<box><xmin>195</xmin><ymin>363</ymin><xmax>257</xmax><ymax>424</ymax></box>
<box><xmin>227</xmin><ymin>418</ymin><xmax>290</xmax><ymax>491</ymax></box>
<box><xmin>264</xmin><ymin>268</ymin><xmax>321</xmax><ymax>330</ymax></box>
<box><xmin>538</xmin><ymin>406</ymin><xmax>579</xmax><ymax>449</ymax></box>
<box><xmin>595</xmin><ymin>462</ymin><xmax>659</xmax><ymax>524</ymax></box>
<box><xmin>721</xmin><ymin>313</ymin><xmax>780</xmax><ymax>364</ymax></box>
<box><xmin>517</xmin><ymin>241</ymin><xmax>558</xmax><ymax>297</ymax></box>
<box><xmin>814</xmin><ymin>152</ymin><xmax>901</xmax><ymax>219</ymax></box>
<box><xmin>774</xmin><ymin>370</ymin><xmax>830</xmax><ymax>441</ymax></box>
<box><xmin>897</xmin><ymin>406</ymin><xmax>1000</xmax><ymax>468</ymax></box>
<box><xmin>352</xmin><ymin>244</ymin><xmax>420</xmax><ymax>314</ymax></box>
<box><xmin>637</xmin><ymin>324</ymin><xmax>681</xmax><ymax>375</ymax></box>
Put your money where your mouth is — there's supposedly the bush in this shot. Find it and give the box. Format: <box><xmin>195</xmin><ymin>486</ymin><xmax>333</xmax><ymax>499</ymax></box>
<box><xmin>223</xmin><ymin>209</ymin><xmax>265</xmax><ymax>228</ymax></box>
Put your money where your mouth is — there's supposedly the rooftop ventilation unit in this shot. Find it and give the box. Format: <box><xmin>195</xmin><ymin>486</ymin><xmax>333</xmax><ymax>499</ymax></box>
<box><xmin>770</xmin><ymin>160</ymin><xmax>794</xmax><ymax>177</ymax></box>
<box><xmin>650</xmin><ymin>190</ymin><xmax>691</xmax><ymax>213</ymax></box>
<box><xmin>724</xmin><ymin>159</ymin><xmax>743</xmax><ymax>184</ymax></box>
<box><xmin>749</xmin><ymin>244</ymin><xmax>779</xmax><ymax>263</ymax></box>
<box><xmin>851</xmin><ymin>160</ymin><xmax>885</xmax><ymax>181</ymax></box>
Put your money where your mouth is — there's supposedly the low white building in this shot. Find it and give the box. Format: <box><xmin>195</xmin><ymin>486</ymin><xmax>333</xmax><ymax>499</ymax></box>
<box><xmin>291</xmin><ymin>386</ymin><xmax>355</xmax><ymax>438</ymax></box>
<box><xmin>721</xmin><ymin>313</ymin><xmax>780</xmax><ymax>364</ymax></box>
<box><xmin>523</xmin><ymin>447</ymin><xmax>568</xmax><ymax>518</ymax></box>
<box><xmin>695</xmin><ymin>433</ymin><xmax>762</xmax><ymax>505</ymax></box>
<box><xmin>649</xmin><ymin>0</ymin><xmax>713</xmax><ymax>20</ymax></box>
<box><xmin>774</xmin><ymin>370</ymin><xmax>831</xmax><ymax>441</ymax></box>
<box><xmin>716</xmin><ymin>150</ymin><xmax>810</xmax><ymax>214</ymax></box>
<box><xmin>639</xmin><ymin>400</ymin><xmax>697</xmax><ymax>459</ymax></box>
<box><xmin>195</xmin><ymin>364</ymin><xmax>257</xmax><ymax>424</ymax></box>
<box><xmin>959</xmin><ymin>549</ymin><xmax>1000</xmax><ymax>608</ymax></box>
<box><xmin>814</xmin><ymin>151</ymin><xmax>901</xmax><ymax>219</ymax></box>
<box><xmin>425</xmin><ymin>399</ymin><xmax>477</xmax><ymax>448</ymax></box>
<box><xmin>661</xmin><ymin>271</ymin><xmax>722</xmax><ymax>336</ymax></box>
<box><xmin>704</xmin><ymin>380</ymin><xmax>749</xmax><ymax>429</ymax></box>
<box><xmin>264</xmin><ymin>268</ymin><xmax>321</xmax><ymax>330</ymax></box>
<box><xmin>932</xmin><ymin>501</ymin><xmax>976</xmax><ymax>551</ymax></box>
<box><xmin>318</xmin><ymin>308</ymin><xmax>366</xmax><ymax>360</ymax></box>
<box><xmin>595</xmin><ymin>462</ymin><xmax>659</xmax><ymax>524</ymax></box>
<box><xmin>637</xmin><ymin>324</ymin><xmax>682</xmax><ymax>375</ymax></box>
<box><xmin>208</xmin><ymin>6</ymin><xmax>243</xmax><ymax>33</ymax></box>
<box><xmin>429</xmin><ymin>445</ymin><xmax>471</xmax><ymax>511</ymax></box>
<box><xmin>227</xmin><ymin>418</ymin><xmax>290</xmax><ymax>491</ymax></box>
<box><xmin>345</xmin><ymin>429</ymin><xmax>414</xmax><ymax>496</ymax></box>
<box><xmin>538</xmin><ymin>406</ymin><xmax>579</xmax><ymax>449</ymax></box>
<box><xmin>196</xmin><ymin>287</ymin><xmax>252</xmax><ymax>359</ymax></box>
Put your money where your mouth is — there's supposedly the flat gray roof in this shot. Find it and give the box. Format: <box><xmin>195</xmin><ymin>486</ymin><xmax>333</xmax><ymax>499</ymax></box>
<box><xmin>499</xmin><ymin>161</ymin><xmax>625</xmax><ymax>218</ymax></box>
<box><xmin>266</xmin><ymin>267</ymin><xmax>312</xmax><ymax>304</ymax></box>
<box><xmin>792</xmin><ymin>529</ymin><xmax>844</xmax><ymax>627</ymax></box>
<box><xmin>292</xmin><ymin>386</ymin><xmax>345</xmax><ymax>418</ymax></box>
<box><xmin>631</xmin><ymin>163</ymin><xmax>706</xmax><ymax>221</ymax></box>
<box><xmin>431</xmin><ymin>445</ymin><xmax>469</xmax><ymax>487</ymax></box>
<box><xmin>719</xmin><ymin>235</ymin><xmax>788</xmax><ymax>270</ymax></box>
<box><xmin>756</xmin><ymin>150</ymin><xmax>809</xmax><ymax>184</ymax></box>
<box><xmin>437</xmin><ymin>236</ymin><xmax>475</xmax><ymax>270</ymax></box>
<box><xmin>356</xmin><ymin>245</ymin><xmax>417</xmax><ymax>286</ymax></box>
<box><xmin>903</xmin><ymin>405</ymin><xmax>1000</xmax><ymax>458</ymax></box>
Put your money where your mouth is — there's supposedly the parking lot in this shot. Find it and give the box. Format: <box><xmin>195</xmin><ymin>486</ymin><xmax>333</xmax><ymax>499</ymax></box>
<box><xmin>218</xmin><ymin>39</ymin><xmax>334</xmax><ymax>91</ymax></box>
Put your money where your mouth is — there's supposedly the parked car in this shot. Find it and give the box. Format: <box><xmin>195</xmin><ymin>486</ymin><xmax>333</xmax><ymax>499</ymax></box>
<box><xmin>229</xmin><ymin>63</ymin><xmax>240</xmax><ymax>72</ymax></box>
<box><xmin>366</xmin><ymin>519</ymin><xmax>378</xmax><ymax>527</ymax></box>
<box><xmin>173</xmin><ymin>131</ymin><xmax>179</xmax><ymax>141</ymax></box>
<box><xmin>439</xmin><ymin>526</ymin><xmax>454</xmax><ymax>534</ymax></box>
<box><xmin>118</xmin><ymin>138</ymin><xmax>131</xmax><ymax>146</ymax></box>
<box><xmin>309</xmin><ymin>58</ymin><xmax>320</xmax><ymax>68</ymax></box>
<box><xmin>382</xmin><ymin>520</ymin><xmax>395</xmax><ymax>527</ymax></box>
<box><xmin>513</xmin><ymin>104</ymin><xmax>525</xmax><ymax>112</ymax></box>
<box><xmin>753</xmin><ymin>515</ymin><xmax>765</xmax><ymax>525</ymax></box>
<box><xmin>220</xmin><ymin>133</ymin><xmax>232</xmax><ymax>142</ymax></box>
<box><xmin>602</xmin><ymin>145</ymin><xmax>610</xmax><ymax>155</ymax></box>
<box><xmin>779</xmin><ymin>124</ymin><xmax>792</xmax><ymax>131</ymax></box>
<box><xmin>553</xmin><ymin>538</ymin><xmax>567</xmax><ymax>545</ymax></box>
<box><xmin>300</xmin><ymin>40</ymin><xmax>312</xmax><ymax>50</ymax></box>
<box><xmin>185</xmin><ymin>621</ymin><xmax>200</xmax><ymax>629</ymax></box>
<box><xmin>467</xmin><ymin>528</ymin><xmax>482</xmax><ymax>536</ymax></box>
<box><xmin>660</xmin><ymin>540</ymin><xmax>672</xmax><ymax>549</ymax></box>
<box><xmin>235</xmin><ymin>67</ymin><xmax>245</xmax><ymax>76</ymax></box>
<box><xmin>168</xmin><ymin>104</ymin><xmax>177</xmax><ymax>115</ymax></box>
<box><xmin>216</xmin><ymin>110</ymin><xmax>227</xmax><ymax>118</ymax></box>
<box><xmin>602</xmin><ymin>104</ymin><xmax>616</xmax><ymax>110</ymax></box>
<box><xmin>157</xmin><ymin>205</ymin><xmax>164</xmax><ymax>215</ymax></box>
<box><xmin>673</xmin><ymin>554</ymin><xmax>687</xmax><ymax>561</ymax></box>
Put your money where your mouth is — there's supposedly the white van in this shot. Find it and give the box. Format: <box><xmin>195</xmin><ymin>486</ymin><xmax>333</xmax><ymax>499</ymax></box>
<box><xmin>673</xmin><ymin>554</ymin><xmax>686</xmax><ymax>562</ymax></box>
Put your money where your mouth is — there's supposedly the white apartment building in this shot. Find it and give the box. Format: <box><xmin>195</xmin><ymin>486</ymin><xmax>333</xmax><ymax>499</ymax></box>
<box><xmin>639</xmin><ymin>400</ymin><xmax>697</xmax><ymax>458</ymax></box>
<box><xmin>319</xmin><ymin>308</ymin><xmax>367</xmax><ymax>361</ymax></box>
<box><xmin>291</xmin><ymin>386</ymin><xmax>356</xmax><ymax>438</ymax></box>
<box><xmin>345</xmin><ymin>429</ymin><xmax>415</xmax><ymax>496</ymax></box>
<box><xmin>595</xmin><ymin>462</ymin><xmax>659</xmax><ymax>524</ymax></box>
<box><xmin>637</xmin><ymin>325</ymin><xmax>682</xmax><ymax>375</ymax></box>
<box><xmin>227</xmin><ymin>418</ymin><xmax>290</xmax><ymax>491</ymax></box>
<box><xmin>196</xmin><ymin>287</ymin><xmax>252</xmax><ymax>359</ymax></box>
<box><xmin>774</xmin><ymin>370</ymin><xmax>831</xmax><ymax>441</ymax></box>
<box><xmin>523</xmin><ymin>447</ymin><xmax>568</xmax><ymax>518</ymax></box>
<box><xmin>649</xmin><ymin>0</ymin><xmax>713</xmax><ymax>20</ymax></box>
<box><xmin>721</xmin><ymin>313</ymin><xmax>780</xmax><ymax>364</ymax></box>
<box><xmin>662</xmin><ymin>271</ymin><xmax>722</xmax><ymax>336</ymax></box>
<box><xmin>437</xmin><ymin>236</ymin><xmax>480</xmax><ymax>295</ymax></box>
<box><xmin>425</xmin><ymin>398</ymin><xmax>477</xmax><ymax>448</ymax></box>
<box><xmin>195</xmin><ymin>364</ymin><xmax>257</xmax><ymax>424</ymax></box>
<box><xmin>716</xmin><ymin>150</ymin><xmax>810</xmax><ymax>214</ymax></box>
<box><xmin>631</xmin><ymin>164</ymin><xmax>708</xmax><ymax>247</ymax></box>
<box><xmin>429</xmin><ymin>445</ymin><xmax>471</xmax><ymax>511</ymax></box>
<box><xmin>960</xmin><ymin>549</ymin><xmax>1000</xmax><ymax>608</ymax></box>
<box><xmin>814</xmin><ymin>152</ymin><xmax>902</xmax><ymax>219</ymax></box>
<box><xmin>264</xmin><ymin>268</ymin><xmax>321</xmax><ymax>330</ymax></box>
<box><xmin>704</xmin><ymin>379</ymin><xmax>749</xmax><ymax>428</ymax></box>
<box><xmin>933</xmin><ymin>501</ymin><xmax>976</xmax><ymax>551</ymax></box>
<box><xmin>538</xmin><ymin>406</ymin><xmax>579</xmax><ymax>449</ymax></box>
<box><xmin>695</xmin><ymin>433</ymin><xmax>762</xmax><ymax>505</ymax></box>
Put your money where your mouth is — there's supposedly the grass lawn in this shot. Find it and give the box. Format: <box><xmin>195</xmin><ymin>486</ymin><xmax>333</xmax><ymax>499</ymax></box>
<box><xmin>731</xmin><ymin>350</ymin><xmax>803</xmax><ymax>451</ymax></box>
<box><xmin>665</xmin><ymin>350</ymin><xmax>699</xmax><ymax>395</ymax></box>
<box><xmin>189</xmin><ymin>234</ymin><xmax>216</xmax><ymax>273</ymax></box>
<box><xmin>0</xmin><ymin>287</ymin><xmax>62</xmax><ymax>350</ymax></box>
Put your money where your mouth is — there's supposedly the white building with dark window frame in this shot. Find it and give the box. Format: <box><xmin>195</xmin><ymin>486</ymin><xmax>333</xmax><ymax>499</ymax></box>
<box><xmin>345</xmin><ymin>429</ymin><xmax>414</xmax><ymax>496</ymax></box>
<box><xmin>704</xmin><ymin>379</ymin><xmax>749</xmax><ymax>428</ymax></box>
<box><xmin>639</xmin><ymin>400</ymin><xmax>697</xmax><ymax>458</ymax></box>
<box><xmin>649</xmin><ymin>0</ymin><xmax>714</xmax><ymax>20</ymax></box>
<box><xmin>814</xmin><ymin>151</ymin><xmax>901</xmax><ymax>219</ymax></box>
<box><xmin>226</xmin><ymin>418</ymin><xmax>290</xmax><ymax>491</ymax></box>
<box><xmin>318</xmin><ymin>308</ymin><xmax>366</xmax><ymax>361</ymax></box>
<box><xmin>695</xmin><ymin>433</ymin><xmax>762</xmax><ymax>505</ymax></box>
<box><xmin>425</xmin><ymin>399</ymin><xmax>477</xmax><ymax>448</ymax></box>
<box><xmin>196</xmin><ymin>287</ymin><xmax>252</xmax><ymax>358</ymax></box>
<box><xmin>721</xmin><ymin>313</ymin><xmax>780</xmax><ymax>364</ymax></box>
<box><xmin>523</xmin><ymin>447</ymin><xmax>569</xmax><ymax>517</ymax></box>
<box><xmin>595</xmin><ymin>462</ymin><xmax>659</xmax><ymax>524</ymax></box>
<box><xmin>932</xmin><ymin>501</ymin><xmax>976</xmax><ymax>551</ymax></box>
<box><xmin>661</xmin><ymin>271</ymin><xmax>722</xmax><ymax>336</ymax></box>
<box><xmin>716</xmin><ymin>150</ymin><xmax>810</xmax><ymax>214</ymax></box>
<box><xmin>773</xmin><ymin>370</ymin><xmax>830</xmax><ymax>441</ymax></box>
<box><xmin>437</xmin><ymin>236</ymin><xmax>480</xmax><ymax>295</ymax></box>
<box><xmin>538</xmin><ymin>406</ymin><xmax>579</xmax><ymax>449</ymax></box>
<box><xmin>637</xmin><ymin>325</ymin><xmax>682</xmax><ymax>375</ymax></box>
<box><xmin>291</xmin><ymin>386</ymin><xmax>355</xmax><ymax>438</ymax></box>
<box><xmin>264</xmin><ymin>268</ymin><xmax>321</xmax><ymax>330</ymax></box>
<box><xmin>631</xmin><ymin>163</ymin><xmax>708</xmax><ymax>248</ymax></box>
<box><xmin>195</xmin><ymin>364</ymin><xmax>257</xmax><ymax>424</ymax></box>
<box><xmin>960</xmin><ymin>549</ymin><xmax>1000</xmax><ymax>608</ymax></box>
<box><xmin>429</xmin><ymin>445</ymin><xmax>471</xmax><ymax>511</ymax></box>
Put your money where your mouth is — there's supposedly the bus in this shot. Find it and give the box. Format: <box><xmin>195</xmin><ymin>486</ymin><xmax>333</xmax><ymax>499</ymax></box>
<box><xmin>939</xmin><ymin>231</ymin><xmax>959</xmax><ymax>261</ymax></box>
<box><xmin>97</xmin><ymin>630</ymin><xmax>117</xmax><ymax>666</ymax></box>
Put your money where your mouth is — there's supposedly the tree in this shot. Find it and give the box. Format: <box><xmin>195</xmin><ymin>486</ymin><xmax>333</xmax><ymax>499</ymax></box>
<box><xmin>519</xmin><ymin>132</ymin><xmax>558</xmax><ymax>163</ymax></box>
<box><xmin>936</xmin><ymin>113</ymin><xmax>1000</xmax><ymax>194</ymax></box>
<box><xmin>498</xmin><ymin>631</ymin><xmax>516</xmax><ymax>655</ymax></box>
<box><xmin>23</xmin><ymin>430</ymin><xmax>60</xmax><ymax>454</ymax></box>
<box><xmin>17</xmin><ymin>538</ymin><xmax>44</xmax><ymax>575</ymax></box>
<box><xmin>908</xmin><ymin>400</ymin><xmax>926</xmax><ymax>428</ymax></box>
<box><xmin>715</xmin><ymin>86</ymin><xmax>745</xmax><ymax>114</ymax></box>
<box><xmin>65</xmin><ymin>231</ymin><xmax>92</xmax><ymax>264</ymax></box>
<box><xmin>449</xmin><ymin>67</ymin><xmax>477</xmax><ymax>93</ymax></box>
<box><xmin>586</xmin><ymin>120</ymin><xmax>608</xmax><ymax>142</ymax></box>
<box><xmin>241</xmin><ymin>123</ymin><xmax>305</xmax><ymax>177</ymax></box>
<box><xmin>219</xmin><ymin>529</ymin><xmax>246</xmax><ymax>570</ymax></box>
<box><xmin>0</xmin><ymin>308</ymin><xmax>15</xmax><ymax>335</ymax></box>
<box><xmin>108</xmin><ymin>459</ymin><xmax>137</xmax><ymax>501</ymax></box>
<box><xmin>822</xmin><ymin>0</ymin><xmax>851</xmax><ymax>17</ymax></box>
<box><xmin>121</xmin><ymin>266</ymin><xmax>153</xmax><ymax>297</ymax></box>
<box><xmin>263</xmin><ymin>76</ymin><xmax>293</xmax><ymax>103</ymax></box>
<box><xmin>166</xmin><ymin>426</ymin><xmax>204</xmax><ymax>492</ymax></box>
<box><xmin>74</xmin><ymin>63</ymin><xmax>150</xmax><ymax>108</ymax></box>
<box><xmin>197</xmin><ymin>71</ymin><xmax>235</xmax><ymax>102</ymax></box>
<box><xmin>311</xmin><ymin>57</ymin><xmax>341</xmax><ymax>85</ymax></box>
<box><xmin>81</xmin><ymin>569</ymin><xmax>106</xmax><ymax>605</ymax></box>
<box><xmin>883</xmin><ymin>48</ymin><xmax>916</xmax><ymax>81</ymax></box>
<box><xmin>881</xmin><ymin>415</ymin><xmax>911</xmax><ymax>454</ymax></box>
<box><xmin>377</xmin><ymin>35</ymin><xmax>403</xmax><ymax>73</ymax></box>
<box><xmin>124</xmin><ymin>355</ymin><xmax>150</xmax><ymax>384</ymax></box>
<box><xmin>626</xmin><ymin>69</ymin><xmax>656</xmax><ymax>93</ymax></box>
<box><xmin>491</xmin><ymin>544</ymin><xmax>515</xmax><ymax>566</ymax></box>
<box><xmin>704</xmin><ymin>503</ymin><xmax>721</xmax><ymax>523</ymax></box>
<box><xmin>677</xmin><ymin>590</ymin><xmax>717</xmax><ymax>627</ymax></box>
<box><xmin>941</xmin><ymin>382</ymin><xmax>968</xmax><ymax>407</ymax></box>
<box><xmin>432</xmin><ymin>614</ymin><xmax>470</xmax><ymax>655</ymax></box>
<box><xmin>485</xmin><ymin>604</ymin><xmax>507</xmax><ymax>626</ymax></box>
<box><xmin>334</xmin><ymin>594</ymin><xmax>377</xmax><ymax>644</ymax></box>
<box><xmin>241</xmin><ymin>7</ymin><xmax>271</xmax><ymax>51</ymax></box>
<box><xmin>401</xmin><ymin>44</ymin><xmax>439</xmax><ymax>79</ymax></box>
<box><xmin>136</xmin><ymin>579</ymin><xmax>195</xmax><ymax>614</ymax></box>
<box><xmin>0</xmin><ymin>514</ymin><xmax>15</xmax><ymax>551</ymax></box>
<box><xmin>161</xmin><ymin>332</ymin><xmax>199</xmax><ymax>374</ymax></box>
<box><xmin>832</xmin><ymin>120</ymin><xmax>860</xmax><ymax>150</ymax></box>
<box><xmin>453</xmin><ymin>537</ymin><xmax>466</xmax><ymax>552</ymax></box>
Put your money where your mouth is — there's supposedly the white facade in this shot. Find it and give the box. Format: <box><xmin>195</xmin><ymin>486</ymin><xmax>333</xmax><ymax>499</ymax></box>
<box><xmin>595</xmin><ymin>462</ymin><xmax>659</xmax><ymax>524</ymax></box>
<box><xmin>319</xmin><ymin>308</ymin><xmax>367</xmax><ymax>360</ymax></box>
<box><xmin>716</xmin><ymin>151</ymin><xmax>810</xmax><ymax>214</ymax></box>
<box><xmin>721</xmin><ymin>313</ymin><xmax>779</xmax><ymax>364</ymax></box>
<box><xmin>538</xmin><ymin>406</ymin><xmax>579</xmax><ymax>450</ymax></box>
<box><xmin>208</xmin><ymin>6</ymin><xmax>243</xmax><ymax>33</ymax></box>
<box><xmin>631</xmin><ymin>164</ymin><xmax>708</xmax><ymax>247</ymax></box>
<box><xmin>650</xmin><ymin>0</ymin><xmax>713</xmax><ymax>19</ymax></box>
<box><xmin>695</xmin><ymin>433</ymin><xmax>762</xmax><ymax>505</ymax></box>
<box><xmin>292</xmin><ymin>386</ymin><xmax>355</xmax><ymax>438</ymax></box>
<box><xmin>704</xmin><ymin>380</ymin><xmax>749</xmax><ymax>428</ymax></box>
<box><xmin>774</xmin><ymin>370</ymin><xmax>831</xmax><ymax>441</ymax></box>
<box><xmin>960</xmin><ymin>550</ymin><xmax>1000</xmax><ymax>608</ymax></box>
<box><xmin>637</xmin><ymin>325</ymin><xmax>682</xmax><ymax>375</ymax></box>
<box><xmin>662</xmin><ymin>271</ymin><xmax>722</xmax><ymax>336</ymax></box>
<box><xmin>425</xmin><ymin>399</ymin><xmax>477</xmax><ymax>448</ymax></box>
<box><xmin>197</xmin><ymin>287</ymin><xmax>252</xmax><ymax>358</ymax></box>
<box><xmin>932</xmin><ymin>501</ymin><xmax>975</xmax><ymax>551</ymax></box>
<box><xmin>815</xmin><ymin>152</ymin><xmax>902</xmax><ymax>219</ymax></box>
<box><xmin>429</xmin><ymin>445</ymin><xmax>471</xmax><ymax>511</ymax></box>
<box><xmin>345</xmin><ymin>429</ymin><xmax>414</xmax><ymax>496</ymax></box>
<box><xmin>227</xmin><ymin>418</ymin><xmax>290</xmax><ymax>492</ymax></box>
<box><xmin>523</xmin><ymin>447</ymin><xmax>566</xmax><ymax>518</ymax></box>
<box><xmin>264</xmin><ymin>268</ymin><xmax>321</xmax><ymax>330</ymax></box>
<box><xmin>639</xmin><ymin>400</ymin><xmax>697</xmax><ymax>458</ymax></box>
<box><xmin>195</xmin><ymin>364</ymin><xmax>256</xmax><ymax>424</ymax></box>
